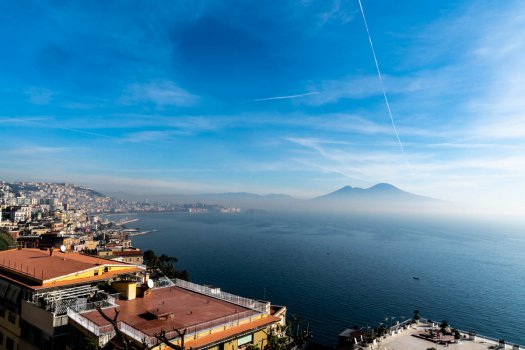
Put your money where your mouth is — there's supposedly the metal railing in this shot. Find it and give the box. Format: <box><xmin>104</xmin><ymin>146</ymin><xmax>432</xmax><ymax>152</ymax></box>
<box><xmin>67</xmin><ymin>308</ymin><xmax>115</xmax><ymax>336</ymax></box>
<box><xmin>397</xmin><ymin>318</ymin><xmax>523</xmax><ymax>349</ymax></box>
<box><xmin>28</xmin><ymin>286</ymin><xmax>118</xmax><ymax>316</ymax></box>
<box><xmin>169</xmin><ymin>279</ymin><xmax>270</xmax><ymax>313</ymax></box>
<box><xmin>120</xmin><ymin>321</ymin><xmax>156</xmax><ymax>347</ymax></box>
<box><xmin>455</xmin><ymin>328</ymin><xmax>522</xmax><ymax>349</ymax></box>
<box><xmin>68</xmin><ymin>294</ymin><xmax>120</xmax><ymax>314</ymax></box>
<box><xmin>120</xmin><ymin>309</ymin><xmax>265</xmax><ymax>347</ymax></box>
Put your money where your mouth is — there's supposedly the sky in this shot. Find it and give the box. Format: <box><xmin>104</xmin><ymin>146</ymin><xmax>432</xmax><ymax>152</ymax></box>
<box><xmin>1</xmin><ymin>0</ymin><xmax>525</xmax><ymax>213</ymax></box>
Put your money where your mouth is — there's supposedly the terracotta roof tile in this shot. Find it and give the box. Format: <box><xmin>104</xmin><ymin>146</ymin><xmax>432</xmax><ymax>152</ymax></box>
<box><xmin>184</xmin><ymin>315</ymin><xmax>280</xmax><ymax>349</ymax></box>
<box><xmin>0</xmin><ymin>248</ymin><xmax>142</xmax><ymax>288</ymax></box>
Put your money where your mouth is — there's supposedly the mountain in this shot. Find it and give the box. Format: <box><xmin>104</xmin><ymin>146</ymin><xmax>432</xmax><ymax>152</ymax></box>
<box><xmin>312</xmin><ymin>183</ymin><xmax>440</xmax><ymax>214</ymax></box>
<box><xmin>109</xmin><ymin>183</ymin><xmax>441</xmax><ymax>214</ymax></box>
<box><xmin>315</xmin><ymin>183</ymin><xmax>431</xmax><ymax>201</ymax></box>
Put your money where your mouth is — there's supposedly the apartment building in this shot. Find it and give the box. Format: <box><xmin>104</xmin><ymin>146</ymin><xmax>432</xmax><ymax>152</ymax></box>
<box><xmin>0</xmin><ymin>248</ymin><xmax>144</xmax><ymax>350</ymax></box>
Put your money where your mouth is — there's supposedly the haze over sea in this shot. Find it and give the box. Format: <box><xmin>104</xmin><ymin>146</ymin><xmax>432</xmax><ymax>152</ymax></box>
<box><xmin>126</xmin><ymin>212</ymin><xmax>525</xmax><ymax>346</ymax></box>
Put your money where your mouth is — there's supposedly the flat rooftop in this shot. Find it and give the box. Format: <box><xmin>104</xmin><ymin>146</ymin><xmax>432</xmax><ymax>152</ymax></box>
<box><xmin>0</xmin><ymin>248</ymin><xmax>142</xmax><ymax>289</ymax></box>
<box><xmin>82</xmin><ymin>286</ymin><xmax>259</xmax><ymax>337</ymax></box>
<box><xmin>375</xmin><ymin>323</ymin><xmax>518</xmax><ymax>350</ymax></box>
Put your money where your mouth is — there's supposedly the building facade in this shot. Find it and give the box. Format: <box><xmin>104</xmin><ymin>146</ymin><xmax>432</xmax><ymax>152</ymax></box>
<box><xmin>0</xmin><ymin>248</ymin><xmax>144</xmax><ymax>350</ymax></box>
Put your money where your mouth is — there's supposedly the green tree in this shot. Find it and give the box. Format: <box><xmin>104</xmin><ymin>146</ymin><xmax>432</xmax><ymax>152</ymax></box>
<box><xmin>412</xmin><ymin>309</ymin><xmax>420</xmax><ymax>322</ymax></box>
<box><xmin>440</xmin><ymin>320</ymin><xmax>449</xmax><ymax>335</ymax></box>
<box><xmin>286</xmin><ymin>315</ymin><xmax>312</xmax><ymax>350</ymax></box>
<box><xmin>454</xmin><ymin>329</ymin><xmax>461</xmax><ymax>340</ymax></box>
<box><xmin>143</xmin><ymin>250</ymin><xmax>189</xmax><ymax>280</ymax></box>
<box><xmin>0</xmin><ymin>228</ymin><xmax>15</xmax><ymax>251</ymax></box>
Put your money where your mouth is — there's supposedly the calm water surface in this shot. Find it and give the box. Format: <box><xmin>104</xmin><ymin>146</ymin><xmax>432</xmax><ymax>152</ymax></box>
<box><xmin>124</xmin><ymin>212</ymin><xmax>525</xmax><ymax>345</ymax></box>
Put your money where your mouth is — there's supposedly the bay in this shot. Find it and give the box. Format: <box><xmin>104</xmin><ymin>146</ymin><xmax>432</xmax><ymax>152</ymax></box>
<box><xmin>126</xmin><ymin>212</ymin><xmax>525</xmax><ymax>346</ymax></box>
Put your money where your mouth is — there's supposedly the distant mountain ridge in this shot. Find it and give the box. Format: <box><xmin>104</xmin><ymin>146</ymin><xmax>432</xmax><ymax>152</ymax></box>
<box><xmin>109</xmin><ymin>183</ymin><xmax>438</xmax><ymax>213</ymax></box>
<box><xmin>314</xmin><ymin>183</ymin><xmax>434</xmax><ymax>202</ymax></box>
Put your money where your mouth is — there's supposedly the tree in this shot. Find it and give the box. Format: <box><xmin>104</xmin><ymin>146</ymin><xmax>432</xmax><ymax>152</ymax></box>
<box><xmin>143</xmin><ymin>250</ymin><xmax>189</xmax><ymax>280</ymax></box>
<box><xmin>95</xmin><ymin>305</ymin><xmax>188</xmax><ymax>350</ymax></box>
<box><xmin>0</xmin><ymin>228</ymin><xmax>15</xmax><ymax>251</ymax></box>
<box><xmin>262</xmin><ymin>325</ymin><xmax>289</xmax><ymax>350</ymax></box>
<box><xmin>412</xmin><ymin>309</ymin><xmax>420</xmax><ymax>322</ymax></box>
<box><xmin>285</xmin><ymin>315</ymin><xmax>312</xmax><ymax>350</ymax></box>
<box><xmin>376</xmin><ymin>324</ymin><xmax>387</xmax><ymax>337</ymax></box>
<box><xmin>439</xmin><ymin>320</ymin><xmax>449</xmax><ymax>335</ymax></box>
<box><xmin>454</xmin><ymin>329</ymin><xmax>461</xmax><ymax>340</ymax></box>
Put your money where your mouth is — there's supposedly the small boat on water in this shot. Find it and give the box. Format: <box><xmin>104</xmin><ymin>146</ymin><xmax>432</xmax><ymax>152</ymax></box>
<box><xmin>413</xmin><ymin>276</ymin><xmax>420</xmax><ymax>280</ymax></box>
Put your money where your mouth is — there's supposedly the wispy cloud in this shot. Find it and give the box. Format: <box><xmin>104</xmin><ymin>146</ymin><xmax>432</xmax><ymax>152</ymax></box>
<box><xmin>0</xmin><ymin>116</ymin><xmax>50</xmax><ymax>124</ymax></box>
<box><xmin>26</xmin><ymin>88</ymin><xmax>54</xmax><ymax>105</ymax></box>
<box><xmin>250</xmin><ymin>91</ymin><xmax>319</xmax><ymax>102</ymax></box>
<box><xmin>1</xmin><ymin>146</ymin><xmax>70</xmax><ymax>155</ymax></box>
<box><xmin>319</xmin><ymin>0</ymin><xmax>355</xmax><ymax>25</ymax></box>
<box><xmin>278</xmin><ymin>74</ymin><xmax>424</xmax><ymax>106</ymax></box>
<box><xmin>121</xmin><ymin>80</ymin><xmax>199</xmax><ymax>108</ymax></box>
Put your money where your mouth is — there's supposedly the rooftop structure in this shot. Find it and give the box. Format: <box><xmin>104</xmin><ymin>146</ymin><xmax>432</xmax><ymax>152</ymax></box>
<box><xmin>0</xmin><ymin>248</ymin><xmax>143</xmax><ymax>290</ymax></box>
<box><xmin>0</xmin><ymin>248</ymin><xmax>145</xmax><ymax>350</ymax></box>
<box><xmin>68</xmin><ymin>279</ymin><xmax>285</xmax><ymax>350</ymax></box>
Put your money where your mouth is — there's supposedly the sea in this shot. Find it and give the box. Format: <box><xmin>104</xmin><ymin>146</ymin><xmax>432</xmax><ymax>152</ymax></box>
<box><xmin>119</xmin><ymin>211</ymin><xmax>525</xmax><ymax>346</ymax></box>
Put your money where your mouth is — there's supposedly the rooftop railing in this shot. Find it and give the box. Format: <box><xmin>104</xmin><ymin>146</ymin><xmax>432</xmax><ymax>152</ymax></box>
<box><xmin>67</xmin><ymin>308</ymin><xmax>115</xmax><ymax>337</ymax></box>
<box><xmin>120</xmin><ymin>309</ymin><xmax>265</xmax><ymax>347</ymax></box>
<box><xmin>156</xmin><ymin>278</ymin><xmax>270</xmax><ymax>314</ymax></box>
<box><xmin>384</xmin><ymin>318</ymin><xmax>523</xmax><ymax>349</ymax></box>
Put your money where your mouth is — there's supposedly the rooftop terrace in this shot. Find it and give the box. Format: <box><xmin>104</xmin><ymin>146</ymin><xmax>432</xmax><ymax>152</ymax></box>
<box><xmin>81</xmin><ymin>286</ymin><xmax>257</xmax><ymax>336</ymax></box>
<box><xmin>355</xmin><ymin>321</ymin><xmax>522</xmax><ymax>350</ymax></box>
<box><xmin>70</xmin><ymin>280</ymin><xmax>280</xmax><ymax>348</ymax></box>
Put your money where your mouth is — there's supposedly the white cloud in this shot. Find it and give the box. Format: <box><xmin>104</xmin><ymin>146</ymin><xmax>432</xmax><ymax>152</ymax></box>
<box><xmin>26</xmin><ymin>88</ymin><xmax>54</xmax><ymax>105</ymax></box>
<box><xmin>122</xmin><ymin>80</ymin><xmax>199</xmax><ymax>107</ymax></box>
<box><xmin>1</xmin><ymin>146</ymin><xmax>69</xmax><ymax>155</ymax></box>
<box><xmin>319</xmin><ymin>0</ymin><xmax>355</xmax><ymax>25</ymax></box>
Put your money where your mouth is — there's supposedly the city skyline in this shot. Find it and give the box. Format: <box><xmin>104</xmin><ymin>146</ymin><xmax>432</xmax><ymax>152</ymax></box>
<box><xmin>1</xmin><ymin>1</ymin><xmax>525</xmax><ymax>214</ymax></box>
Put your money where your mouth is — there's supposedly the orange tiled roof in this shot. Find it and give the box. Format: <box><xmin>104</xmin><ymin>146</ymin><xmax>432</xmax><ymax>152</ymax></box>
<box><xmin>0</xmin><ymin>248</ymin><xmax>143</xmax><ymax>289</ymax></box>
<box><xmin>184</xmin><ymin>315</ymin><xmax>280</xmax><ymax>349</ymax></box>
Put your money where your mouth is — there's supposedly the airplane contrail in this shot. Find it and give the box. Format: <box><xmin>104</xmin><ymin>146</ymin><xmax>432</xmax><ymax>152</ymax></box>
<box><xmin>357</xmin><ymin>0</ymin><xmax>411</xmax><ymax>168</ymax></box>
<box><xmin>251</xmin><ymin>91</ymin><xmax>320</xmax><ymax>102</ymax></box>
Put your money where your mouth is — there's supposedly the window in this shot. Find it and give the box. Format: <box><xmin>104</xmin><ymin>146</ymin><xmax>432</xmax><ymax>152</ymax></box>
<box><xmin>94</xmin><ymin>270</ymin><xmax>99</xmax><ymax>276</ymax></box>
<box><xmin>103</xmin><ymin>267</ymin><xmax>109</xmax><ymax>272</ymax></box>
<box><xmin>6</xmin><ymin>337</ymin><xmax>13</xmax><ymax>350</ymax></box>
<box><xmin>238</xmin><ymin>334</ymin><xmax>253</xmax><ymax>348</ymax></box>
<box><xmin>8</xmin><ymin>311</ymin><xmax>16</xmax><ymax>324</ymax></box>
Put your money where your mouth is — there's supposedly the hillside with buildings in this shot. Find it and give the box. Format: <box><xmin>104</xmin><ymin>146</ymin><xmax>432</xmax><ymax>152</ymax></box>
<box><xmin>0</xmin><ymin>180</ymin><xmax>287</xmax><ymax>350</ymax></box>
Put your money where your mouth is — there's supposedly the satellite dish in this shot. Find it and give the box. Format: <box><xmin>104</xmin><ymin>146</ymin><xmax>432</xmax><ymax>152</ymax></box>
<box><xmin>147</xmin><ymin>279</ymin><xmax>154</xmax><ymax>289</ymax></box>
<box><xmin>60</xmin><ymin>245</ymin><xmax>66</xmax><ymax>253</ymax></box>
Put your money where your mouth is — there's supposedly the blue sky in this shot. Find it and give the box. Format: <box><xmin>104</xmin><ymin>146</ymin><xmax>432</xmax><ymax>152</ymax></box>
<box><xmin>1</xmin><ymin>0</ymin><xmax>525</xmax><ymax>212</ymax></box>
